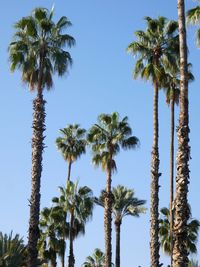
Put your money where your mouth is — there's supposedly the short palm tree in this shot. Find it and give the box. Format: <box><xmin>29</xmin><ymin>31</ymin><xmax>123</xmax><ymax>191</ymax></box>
<box><xmin>172</xmin><ymin>1</ymin><xmax>190</xmax><ymax>265</ymax></box>
<box><xmin>52</xmin><ymin>181</ymin><xmax>94</xmax><ymax>267</ymax></box>
<box><xmin>0</xmin><ymin>232</ymin><xmax>26</xmax><ymax>267</ymax></box>
<box><xmin>56</xmin><ymin>124</ymin><xmax>87</xmax><ymax>182</ymax></box>
<box><xmin>87</xmin><ymin>112</ymin><xmax>139</xmax><ymax>267</ymax></box>
<box><xmin>39</xmin><ymin>207</ymin><xmax>68</xmax><ymax>267</ymax></box>
<box><xmin>9</xmin><ymin>7</ymin><xmax>75</xmax><ymax>267</ymax></box>
<box><xmin>127</xmin><ymin>16</ymin><xmax>179</xmax><ymax>267</ymax></box>
<box><xmin>82</xmin><ymin>248</ymin><xmax>106</xmax><ymax>267</ymax></box>
<box><xmin>95</xmin><ymin>185</ymin><xmax>146</xmax><ymax>267</ymax></box>
<box><xmin>159</xmin><ymin>207</ymin><xmax>200</xmax><ymax>256</ymax></box>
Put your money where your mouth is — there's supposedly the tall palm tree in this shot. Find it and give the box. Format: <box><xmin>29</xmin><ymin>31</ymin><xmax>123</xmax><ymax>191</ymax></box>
<box><xmin>162</xmin><ymin>65</ymin><xmax>194</xmax><ymax>266</ymax></box>
<box><xmin>159</xmin><ymin>207</ymin><xmax>200</xmax><ymax>256</ymax></box>
<box><xmin>9</xmin><ymin>7</ymin><xmax>75</xmax><ymax>267</ymax></box>
<box><xmin>52</xmin><ymin>182</ymin><xmax>94</xmax><ymax>267</ymax></box>
<box><xmin>0</xmin><ymin>232</ymin><xmax>26</xmax><ymax>267</ymax></box>
<box><xmin>95</xmin><ymin>185</ymin><xmax>146</xmax><ymax>267</ymax></box>
<box><xmin>87</xmin><ymin>112</ymin><xmax>139</xmax><ymax>267</ymax></box>
<box><xmin>127</xmin><ymin>17</ymin><xmax>179</xmax><ymax>267</ymax></box>
<box><xmin>172</xmin><ymin>1</ymin><xmax>190</xmax><ymax>265</ymax></box>
<box><xmin>82</xmin><ymin>248</ymin><xmax>110</xmax><ymax>267</ymax></box>
<box><xmin>56</xmin><ymin>124</ymin><xmax>87</xmax><ymax>182</ymax></box>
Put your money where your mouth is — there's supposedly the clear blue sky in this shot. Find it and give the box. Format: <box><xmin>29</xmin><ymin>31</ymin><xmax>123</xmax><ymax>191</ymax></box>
<box><xmin>0</xmin><ymin>0</ymin><xmax>199</xmax><ymax>266</ymax></box>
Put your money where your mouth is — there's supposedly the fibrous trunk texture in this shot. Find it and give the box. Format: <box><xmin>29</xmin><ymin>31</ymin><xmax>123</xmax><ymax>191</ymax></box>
<box><xmin>115</xmin><ymin>220</ymin><xmax>121</xmax><ymax>267</ymax></box>
<box><xmin>104</xmin><ymin>168</ymin><xmax>112</xmax><ymax>267</ymax></box>
<box><xmin>27</xmin><ymin>92</ymin><xmax>46</xmax><ymax>267</ymax></box>
<box><xmin>68</xmin><ymin>213</ymin><xmax>75</xmax><ymax>267</ymax></box>
<box><xmin>170</xmin><ymin>93</ymin><xmax>175</xmax><ymax>267</ymax></box>
<box><xmin>172</xmin><ymin>0</ymin><xmax>190</xmax><ymax>266</ymax></box>
<box><xmin>150</xmin><ymin>82</ymin><xmax>160</xmax><ymax>267</ymax></box>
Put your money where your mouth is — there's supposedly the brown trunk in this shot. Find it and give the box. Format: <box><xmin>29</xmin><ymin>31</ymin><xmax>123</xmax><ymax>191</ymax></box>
<box><xmin>67</xmin><ymin>160</ymin><xmax>72</xmax><ymax>182</ymax></box>
<box><xmin>104</xmin><ymin>166</ymin><xmax>112</xmax><ymax>267</ymax></box>
<box><xmin>172</xmin><ymin>0</ymin><xmax>190</xmax><ymax>266</ymax></box>
<box><xmin>68</xmin><ymin>212</ymin><xmax>75</xmax><ymax>267</ymax></box>
<box><xmin>50</xmin><ymin>253</ymin><xmax>57</xmax><ymax>267</ymax></box>
<box><xmin>170</xmin><ymin>92</ymin><xmax>175</xmax><ymax>267</ymax></box>
<box><xmin>115</xmin><ymin>219</ymin><xmax>121</xmax><ymax>267</ymax></box>
<box><xmin>61</xmin><ymin>236</ymin><xmax>65</xmax><ymax>267</ymax></box>
<box><xmin>27</xmin><ymin>91</ymin><xmax>46</xmax><ymax>267</ymax></box>
<box><xmin>150</xmin><ymin>81</ymin><xmax>160</xmax><ymax>267</ymax></box>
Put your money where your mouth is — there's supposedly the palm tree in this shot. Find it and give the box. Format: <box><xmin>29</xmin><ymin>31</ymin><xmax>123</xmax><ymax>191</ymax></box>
<box><xmin>172</xmin><ymin>1</ymin><xmax>190</xmax><ymax>265</ymax></box>
<box><xmin>127</xmin><ymin>16</ymin><xmax>179</xmax><ymax>267</ymax></box>
<box><xmin>52</xmin><ymin>181</ymin><xmax>94</xmax><ymax>267</ymax></box>
<box><xmin>82</xmin><ymin>248</ymin><xmax>106</xmax><ymax>267</ymax></box>
<box><xmin>9</xmin><ymin>7</ymin><xmax>75</xmax><ymax>267</ymax></box>
<box><xmin>95</xmin><ymin>185</ymin><xmax>146</xmax><ymax>267</ymax></box>
<box><xmin>39</xmin><ymin>207</ymin><xmax>68</xmax><ymax>267</ymax></box>
<box><xmin>87</xmin><ymin>112</ymin><xmax>139</xmax><ymax>267</ymax></box>
<box><xmin>164</xmin><ymin>72</ymin><xmax>180</xmax><ymax>265</ymax></box>
<box><xmin>159</xmin><ymin>207</ymin><xmax>200</xmax><ymax>256</ymax></box>
<box><xmin>56</xmin><ymin>124</ymin><xmax>87</xmax><ymax>182</ymax></box>
<box><xmin>0</xmin><ymin>232</ymin><xmax>26</xmax><ymax>267</ymax></box>
<box><xmin>162</xmin><ymin>64</ymin><xmax>194</xmax><ymax>266</ymax></box>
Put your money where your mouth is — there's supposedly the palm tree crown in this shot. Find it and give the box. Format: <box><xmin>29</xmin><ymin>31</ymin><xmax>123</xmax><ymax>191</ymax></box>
<box><xmin>0</xmin><ymin>232</ymin><xmax>26</xmax><ymax>267</ymax></box>
<box><xmin>187</xmin><ymin>4</ymin><xmax>200</xmax><ymax>46</ymax></box>
<box><xmin>87</xmin><ymin>112</ymin><xmax>139</xmax><ymax>172</ymax></box>
<box><xmin>82</xmin><ymin>248</ymin><xmax>106</xmax><ymax>267</ymax></box>
<box><xmin>56</xmin><ymin>124</ymin><xmax>87</xmax><ymax>181</ymax></box>
<box><xmin>159</xmin><ymin>207</ymin><xmax>200</xmax><ymax>255</ymax></box>
<box><xmin>96</xmin><ymin>185</ymin><xmax>146</xmax><ymax>222</ymax></box>
<box><xmin>127</xmin><ymin>16</ymin><xmax>179</xmax><ymax>84</ymax></box>
<box><xmin>9</xmin><ymin>7</ymin><xmax>75</xmax><ymax>91</ymax></box>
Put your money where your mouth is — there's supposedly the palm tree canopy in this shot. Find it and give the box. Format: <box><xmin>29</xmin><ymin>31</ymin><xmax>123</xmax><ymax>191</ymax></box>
<box><xmin>56</xmin><ymin>124</ymin><xmax>87</xmax><ymax>163</ymax></box>
<box><xmin>39</xmin><ymin>207</ymin><xmax>68</xmax><ymax>263</ymax></box>
<box><xmin>127</xmin><ymin>16</ymin><xmax>179</xmax><ymax>84</ymax></box>
<box><xmin>87</xmin><ymin>112</ymin><xmax>139</xmax><ymax>172</ymax></box>
<box><xmin>95</xmin><ymin>185</ymin><xmax>146</xmax><ymax>222</ymax></box>
<box><xmin>187</xmin><ymin>5</ymin><xmax>200</xmax><ymax>46</ymax></box>
<box><xmin>52</xmin><ymin>181</ymin><xmax>94</xmax><ymax>238</ymax></box>
<box><xmin>9</xmin><ymin>7</ymin><xmax>75</xmax><ymax>91</ymax></box>
<box><xmin>0</xmin><ymin>232</ymin><xmax>26</xmax><ymax>267</ymax></box>
<box><xmin>159</xmin><ymin>207</ymin><xmax>200</xmax><ymax>255</ymax></box>
<box><xmin>82</xmin><ymin>248</ymin><xmax>114</xmax><ymax>267</ymax></box>
<box><xmin>162</xmin><ymin>63</ymin><xmax>194</xmax><ymax>105</ymax></box>
<box><xmin>82</xmin><ymin>248</ymin><xmax>105</xmax><ymax>267</ymax></box>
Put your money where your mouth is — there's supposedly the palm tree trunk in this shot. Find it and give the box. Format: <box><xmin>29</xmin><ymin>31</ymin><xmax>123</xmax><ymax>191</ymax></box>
<box><xmin>68</xmin><ymin>212</ymin><xmax>75</xmax><ymax>267</ymax></box>
<box><xmin>150</xmin><ymin>81</ymin><xmax>160</xmax><ymax>267</ymax></box>
<box><xmin>27</xmin><ymin>90</ymin><xmax>46</xmax><ymax>267</ymax></box>
<box><xmin>67</xmin><ymin>160</ymin><xmax>72</xmax><ymax>182</ymax></box>
<box><xmin>105</xmin><ymin>167</ymin><xmax>112</xmax><ymax>267</ymax></box>
<box><xmin>115</xmin><ymin>219</ymin><xmax>121</xmax><ymax>267</ymax></box>
<box><xmin>50</xmin><ymin>252</ymin><xmax>57</xmax><ymax>267</ymax></box>
<box><xmin>170</xmin><ymin>93</ymin><xmax>175</xmax><ymax>267</ymax></box>
<box><xmin>61</xmin><ymin>236</ymin><xmax>65</xmax><ymax>267</ymax></box>
<box><xmin>172</xmin><ymin>0</ymin><xmax>190</xmax><ymax>266</ymax></box>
